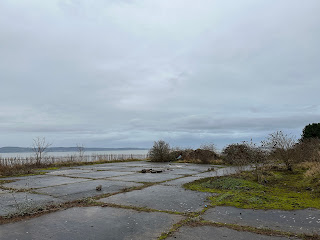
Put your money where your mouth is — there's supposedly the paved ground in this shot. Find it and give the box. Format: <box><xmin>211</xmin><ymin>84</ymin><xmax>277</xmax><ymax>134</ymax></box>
<box><xmin>166</xmin><ymin>226</ymin><xmax>296</xmax><ymax>240</ymax></box>
<box><xmin>203</xmin><ymin>206</ymin><xmax>320</xmax><ymax>235</ymax></box>
<box><xmin>0</xmin><ymin>161</ymin><xmax>318</xmax><ymax>239</ymax></box>
<box><xmin>0</xmin><ymin>207</ymin><xmax>183</xmax><ymax>240</ymax></box>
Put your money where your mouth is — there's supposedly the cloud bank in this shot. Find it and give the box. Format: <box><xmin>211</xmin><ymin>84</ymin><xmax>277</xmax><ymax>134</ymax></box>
<box><xmin>0</xmin><ymin>0</ymin><xmax>319</xmax><ymax>149</ymax></box>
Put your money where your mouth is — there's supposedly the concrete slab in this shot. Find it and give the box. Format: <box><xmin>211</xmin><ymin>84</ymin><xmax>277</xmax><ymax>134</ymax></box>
<box><xmin>109</xmin><ymin>172</ymin><xmax>182</xmax><ymax>183</ymax></box>
<box><xmin>99</xmin><ymin>185</ymin><xmax>213</xmax><ymax>212</ymax></box>
<box><xmin>171</xmin><ymin>164</ymin><xmax>215</xmax><ymax>172</ymax></box>
<box><xmin>99</xmin><ymin>166</ymin><xmax>203</xmax><ymax>175</ymax></box>
<box><xmin>203</xmin><ymin>206</ymin><xmax>320</xmax><ymax>234</ymax></box>
<box><xmin>0</xmin><ymin>206</ymin><xmax>184</xmax><ymax>240</ymax></box>
<box><xmin>65</xmin><ymin>171</ymin><xmax>135</xmax><ymax>179</ymax></box>
<box><xmin>161</xmin><ymin>176</ymin><xmax>203</xmax><ymax>187</ymax></box>
<box><xmin>35</xmin><ymin>180</ymin><xmax>143</xmax><ymax>201</ymax></box>
<box><xmin>119</xmin><ymin>162</ymin><xmax>174</xmax><ymax>169</ymax></box>
<box><xmin>166</xmin><ymin>226</ymin><xmax>295</xmax><ymax>240</ymax></box>
<box><xmin>46</xmin><ymin>169</ymin><xmax>94</xmax><ymax>176</ymax></box>
<box><xmin>2</xmin><ymin>175</ymin><xmax>90</xmax><ymax>190</ymax></box>
<box><xmin>0</xmin><ymin>192</ymin><xmax>62</xmax><ymax>216</ymax></box>
<box><xmin>101</xmin><ymin>161</ymin><xmax>151</xmax><ymax>167</ymax></box>
<box><xmin>96</xmin><ymin>166</ymin><xmax>147</xmax><ymax>172</ymax></box>
<box><xmin>73</xmin><ymin>161</ymin><xmax>151</xmax><ymax>170</ymax></box>
<box><xmin>120</xmin><ymin>161</ymin><xmax>169</xmax><ymax>167</ymax></box>
<box><xmin>72</xmin><ymin>161</ymin><xmax>215</xmax><ymax>174</ymax></box>
<box><xmin>82</xmin><ymin>166</ymin><xmax>154</xmax><ymax>173</ymax></box>
<box><xmin>166</xmin><ymin>164</ymin><xmax>221</xmax><ymax>173</ymax></box>
<box><xmin>0</xmin><ymin>189</ymin><xmax>10</xmax><ymax>194</ymax></box>
<box><xmin>193</xmin><ymin>166</ymin><xmax>250</xmax><ymax>179</ymax></box>
<box><xmin>164</xmin><ymin>168</ymin><xmax>202</xmax><ymax>175</ymax></box>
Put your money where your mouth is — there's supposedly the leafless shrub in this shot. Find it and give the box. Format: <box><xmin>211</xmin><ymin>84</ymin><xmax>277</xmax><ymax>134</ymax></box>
<box><xmin>77</xmin><ymin>144</ymin><xmax>85</xmax><ymax>161</ymax></box>
<box><xmin>200</xmin><ymin>143</ymin><xmax>217</xmax><ymax>153</ymax></box>
<box><xmin>295</xmin><ymin>138</ymin><xmax>320</xmax><ymax>163</ymax></box>
<box><xmin>262</xmin><ymin>131</ymin><xmax>297</xmax><ymax>171</ymax></box>
<box><xmin>222</xmin><ymin>143</ymin><xmax>252</xmax><ymax>166</ymax></box>
<box><xmin>222</xmin><ymin>140</ymin><xmax>267</xmax><ymax>181</ymax></box>
<box><xmin>190</xmin><ymin>149</ymin><xmax>218</xmax><ymax>164</ymax></box>
<box><xmin>32</xmin><ymin>137</ymin><xmax>52</xmax><ymax>165</ymax></box>
<box><xmin>171</xmin><ymin>146</ymin><xmax>219</xmax><ymax>164</ymax></box>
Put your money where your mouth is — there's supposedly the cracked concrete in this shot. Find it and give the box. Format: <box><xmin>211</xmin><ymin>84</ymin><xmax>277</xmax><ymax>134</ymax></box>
<box><xmin>0</xmin><ymin>207</ymin><xmax>183</xmax><ymax>240</ymax></box>
<box><xmin>166</xmin><ymin>226</ymin><xmax>296</xmax><ymax>240</ymax></box>
<box><xmin>203</xmin><ymin>206</ymin><xmax>320</xmax><ymax>235</ymax></box>
<box><xmin>0</xmin><ymin>161</ymin><xmax>317</xmax><ymax>239</ymax></box>
<box><xmin>99</xmin><ymin>184</ymin><xmax>213</xmax><ymax>212</ymax></box>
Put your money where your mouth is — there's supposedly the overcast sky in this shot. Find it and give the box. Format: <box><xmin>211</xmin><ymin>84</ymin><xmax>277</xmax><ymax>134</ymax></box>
<box><xmin>0</xmin><ymin>0</ymin><xmax>319</xmax><ymax>149</ymax></box>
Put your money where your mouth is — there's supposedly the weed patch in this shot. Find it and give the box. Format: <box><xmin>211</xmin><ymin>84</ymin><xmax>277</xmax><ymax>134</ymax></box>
<box><xmin>184</xmin><ymin>167</ymin><xmax>320</xmax><ymax>210</ymax></box>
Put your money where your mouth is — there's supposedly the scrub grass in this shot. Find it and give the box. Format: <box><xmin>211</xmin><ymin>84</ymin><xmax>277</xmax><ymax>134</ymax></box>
<box><xmin>184</xmin><ymin>165</ymin><xmax>320</xmax><ymax>210</ymax></box>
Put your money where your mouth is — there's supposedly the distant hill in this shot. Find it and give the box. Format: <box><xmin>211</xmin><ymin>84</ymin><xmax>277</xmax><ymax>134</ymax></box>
<box><xmin>0</xmin><ymin>147</ymin><xmax>148</xmax><ymax>153</ymax></box>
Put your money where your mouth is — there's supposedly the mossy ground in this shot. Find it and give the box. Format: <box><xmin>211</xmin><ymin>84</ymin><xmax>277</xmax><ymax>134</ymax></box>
<box><xmin>184</xmin><ymin>167</ymin><xmax>320</xmax><ymax>210</ymax></box>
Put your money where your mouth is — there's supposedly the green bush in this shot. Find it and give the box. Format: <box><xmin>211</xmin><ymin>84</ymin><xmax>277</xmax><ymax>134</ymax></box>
<box><xmin>148</xmin><ymin>140</ymin><xmax>174</xmax><ymax>162</ymax></box>
<box><xmin>302</xmin><ymin>123</ymin><xmax>320</xmax><ymax>140</ymax></box>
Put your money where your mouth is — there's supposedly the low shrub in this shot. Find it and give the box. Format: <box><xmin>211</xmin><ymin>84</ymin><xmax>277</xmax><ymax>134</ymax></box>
<box><xmin>295</xmin><ymin>138</ymin><xmax>320</xmax><ymax>162</ymax></box>
<box><xmin>148</xmin><ymin>140</ymin><xmax>174</xmax><ymax>162</ymax></box>
<box><xmin>222</xmin><ymin>142</ymin><xmax>266</xmax><ymax>166</ymax></box>
<box><xmin>172</xmin><ymin>148</ymin><xmax>219</xmax><ymax>164</ymax></box>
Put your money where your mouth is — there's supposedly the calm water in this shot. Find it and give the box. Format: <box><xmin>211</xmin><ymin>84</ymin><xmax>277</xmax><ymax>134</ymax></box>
<box><xmin>0</xmin><ymin>149</ymin><xmax>149</xmax><ymax>158</ymax></box>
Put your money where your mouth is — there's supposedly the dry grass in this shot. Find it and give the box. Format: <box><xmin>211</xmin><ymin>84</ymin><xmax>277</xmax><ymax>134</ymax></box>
<box><xmin>299</xmin><ymin>162</ymin><xmax>320</xmax><ymax>178</ymax></box>
<box><xmin>0</xmin><ymin>163</ymin><xmax>37</xmax><ymax>177</ymax></box>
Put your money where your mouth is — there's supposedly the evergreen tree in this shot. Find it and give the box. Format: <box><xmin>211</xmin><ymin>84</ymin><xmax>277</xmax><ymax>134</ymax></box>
<box><xmin>302</xmin><ymin>123</ymin><xmax>320</xmax><ymax>140</ymax></box>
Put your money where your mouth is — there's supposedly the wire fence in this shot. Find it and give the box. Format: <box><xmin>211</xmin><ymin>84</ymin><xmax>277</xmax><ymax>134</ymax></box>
<box><xmin>0</xmin><ymin>153</ymin><xmax>148</xmax><ymax>166</ymax></box>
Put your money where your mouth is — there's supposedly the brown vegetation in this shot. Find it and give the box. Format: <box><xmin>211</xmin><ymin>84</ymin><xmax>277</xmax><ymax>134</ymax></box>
<box><xmin>171</xmin><ymin>148</ymin><xmax>219</xmax><ymax>164</ymax></box>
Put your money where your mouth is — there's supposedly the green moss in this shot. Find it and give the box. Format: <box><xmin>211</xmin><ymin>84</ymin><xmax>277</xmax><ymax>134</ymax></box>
<box><xmin>184</xmin><ymin>169</ymin><xmax>320</xmax><ymax>210</ymax></box>
<box><xmin>37</xmin><ymin>167</ymin><xmax>59</xmax><ymax>171</ymax></box>
<box><xmin>158</xmin><ymin>219</ymin><xmax>188</xmax><ymax>240</ymax></box>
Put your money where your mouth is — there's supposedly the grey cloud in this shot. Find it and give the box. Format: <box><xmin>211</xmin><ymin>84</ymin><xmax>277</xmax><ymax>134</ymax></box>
<box><xmin>0</xmin><ymin>0</ymin><xmax>319</xmax><ymax>148</ymax></box>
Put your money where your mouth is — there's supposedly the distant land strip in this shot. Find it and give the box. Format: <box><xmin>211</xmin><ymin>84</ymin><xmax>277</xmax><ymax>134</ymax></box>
<box><xmin>0</xmin><ymin>147</ymin><xmax>148</xmax><ymax>153</ymax></box>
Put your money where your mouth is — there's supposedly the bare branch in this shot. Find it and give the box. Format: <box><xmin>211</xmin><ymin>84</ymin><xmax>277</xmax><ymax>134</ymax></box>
<box><xmin>76</xmin><ymin>143</ymin><xmax>85</xmax><ymax>161</ymax></box>
<box><xmin>32</xmin><ymin>137</ymin><xmax>52</xmax><ymax>165</ymax></box>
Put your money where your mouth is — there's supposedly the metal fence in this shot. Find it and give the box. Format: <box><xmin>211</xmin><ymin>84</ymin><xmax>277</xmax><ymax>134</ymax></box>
<box><xmin>0</xmin><ymin>153</ymin><xmax>148</xmax><ymax>166</ymax></box>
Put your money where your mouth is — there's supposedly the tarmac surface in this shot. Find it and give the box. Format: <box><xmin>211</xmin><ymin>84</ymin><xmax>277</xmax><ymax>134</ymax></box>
<box><xmin>0</xmin><ymin>161</ymin><xmax>319</xmax><ymax>239</ymax></box>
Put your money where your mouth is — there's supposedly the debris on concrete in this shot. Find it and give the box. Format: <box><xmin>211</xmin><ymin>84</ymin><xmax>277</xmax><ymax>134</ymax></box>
<box><xmin>141</xmin><ymin>169</ymin><xmax>164</xmax><ymax>173</ymax></box>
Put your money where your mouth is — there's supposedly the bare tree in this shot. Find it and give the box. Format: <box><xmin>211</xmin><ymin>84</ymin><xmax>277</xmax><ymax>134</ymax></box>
<box><xmin>200</xmin><ymin>143</ymin><xmax>217</xmax><ymax>152</ymax></box>
<box><xmin>32</xmin><ymin>137</ymin><xmax>51</xmax><ymax>165</ymax></box>
<box><xmin>244</xmin><ymin>140</ymin><xmax>267</xmax><ymax>182</ymax></box>
<box><xmin>262</xmin><ymin>131</ymin><xmax>297</xmax><ymax>171</ymax></box>
<box><xmin>76</xmin><ymin>144</ymin><xmax>85</xmax><ymax>161</ymax></box>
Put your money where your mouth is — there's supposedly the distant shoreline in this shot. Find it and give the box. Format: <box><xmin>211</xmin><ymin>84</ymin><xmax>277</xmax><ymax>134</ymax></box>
<box><xmin>0</xmin><ymin>147</ymin><xmax>148</xmax><ymax>153</ymax></box>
